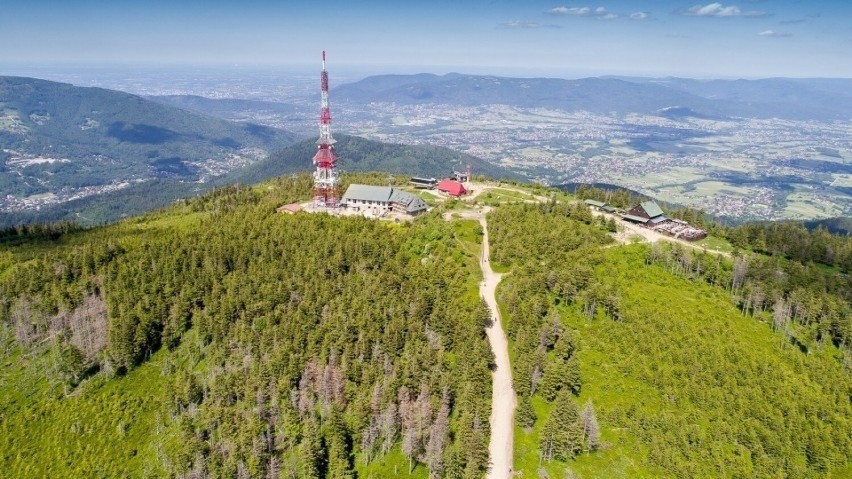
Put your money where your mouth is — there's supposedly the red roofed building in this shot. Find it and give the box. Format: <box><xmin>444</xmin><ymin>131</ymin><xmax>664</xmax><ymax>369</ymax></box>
<box><xmin>437</xmin><ymin>179</ymin><xmax>467</xmax><ymax>197</ymax></box>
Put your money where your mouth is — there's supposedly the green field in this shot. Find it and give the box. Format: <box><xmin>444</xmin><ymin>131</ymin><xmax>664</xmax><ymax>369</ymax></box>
<box><xmin>693</xmin><ymin>235</ymin><xmax>733</xmax><ymax>253</ymax></box>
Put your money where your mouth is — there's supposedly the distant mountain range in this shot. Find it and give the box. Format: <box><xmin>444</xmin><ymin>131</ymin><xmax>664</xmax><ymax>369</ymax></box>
<box><xmin>332</xmin><ymin>73</ymin><xmax>852</xmax><ymax>121</ymax></box>
<box><xmin>0</xmin><ymin>76</ymin><xmax>298</xmax><ymax>198</ymax></box>
<box><xmin>146</xmin><ymin>74</ymin><xmax>852</xmax><ymax>124</ymax></box>
<box><xmin>3</xmin><ymin>73</ymin><xmax>850</xmax><ymax>227</ymax></box>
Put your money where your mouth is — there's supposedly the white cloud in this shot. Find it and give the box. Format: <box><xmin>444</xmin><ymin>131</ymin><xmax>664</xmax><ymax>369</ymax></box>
<box><xmin>547</xmin><ymin>5</ymin><xmax>617</xmax><ymax>19</ymax></box>
<box><xmin>758</xmin><ymin>29</ymin><xmax>792</xmax><ymax>37</ymax></box>
<box><xmin>630</xmin><ymin>12</ymin><xmax>649</xmax><ymax>20</ymax></box>
<box><xmin>683</xmin><ymin>3</ymin><xmax>766</xmax><ymax>17</ymax></box>
<box><xmin>501</xmin><ymin>20</ymin><xmax>561</xmax><ymax>29</ymax></box>
<box><xmin>547</xmin><ymin>6</ymin><xmax>592</xmax><ymax>16</ymax></box>
<box><xmin>690</xmin><ymin>3</ymin><xmax>741</xmax><ymax>16</ymax></box>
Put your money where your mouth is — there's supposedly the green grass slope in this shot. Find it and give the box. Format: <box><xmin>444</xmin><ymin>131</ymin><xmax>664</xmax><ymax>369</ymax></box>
<box><xmin>489</xmin><ymin>204</ymin><xmax>851</xmax><ymax>478</ymax></box>
<box><xmin>558</xmin><ymin>246</ymin><xmax>851</xmax><ymax>478</ymax></box>
<box><xmin>0</xmin><ymin>346</ymin><xmax>171</xmax><ymax>477</ymax></box>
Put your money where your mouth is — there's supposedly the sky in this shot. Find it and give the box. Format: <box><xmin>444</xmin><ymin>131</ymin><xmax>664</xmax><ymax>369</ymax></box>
<box><xmin>1</xmin><ymin>0</ymin><xmax>851</xmax><ymax>78</ymax></box>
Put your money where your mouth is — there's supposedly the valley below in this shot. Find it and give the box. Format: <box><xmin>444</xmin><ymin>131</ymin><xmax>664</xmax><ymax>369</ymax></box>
<box><xmin>329</xmin><ymin>102</ymin><xmax>852</xmax><ymax>221</ymax></box>
<box><xmin>3</xmin><ymin>69</ymin><xmax>850</xmax><ymax>224</ymax></box>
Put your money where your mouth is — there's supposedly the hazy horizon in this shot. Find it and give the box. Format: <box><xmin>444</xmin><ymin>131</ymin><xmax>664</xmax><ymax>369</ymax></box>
<box><xmin>3</xmin><ymin>61</ymin><xmax>852</xmax><ymax>83</ymax></box>
<box><xmin>2</xmin><ymin>1</ymin><xmax>851</xmax><ymax>79</ymax></box>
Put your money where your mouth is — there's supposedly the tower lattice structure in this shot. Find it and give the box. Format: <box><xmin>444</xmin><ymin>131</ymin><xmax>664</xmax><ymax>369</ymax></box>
<box><xmin>312</xmin><ymin>50</ymin><xmax>339</xmax><ymax>208</ymax></box>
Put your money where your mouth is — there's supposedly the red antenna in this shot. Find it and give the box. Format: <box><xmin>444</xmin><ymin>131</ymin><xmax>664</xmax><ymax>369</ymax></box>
<box><xmin>312</xmin><ymin>50</ymin><xmax>339</xmax><ymax>208</ymax></box>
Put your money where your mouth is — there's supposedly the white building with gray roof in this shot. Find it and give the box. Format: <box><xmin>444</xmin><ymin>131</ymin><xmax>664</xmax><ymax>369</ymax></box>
<box><xmin>341</xmin><ymin>184</ymin><xmax>428</xmax><ymax>217</ymax></box>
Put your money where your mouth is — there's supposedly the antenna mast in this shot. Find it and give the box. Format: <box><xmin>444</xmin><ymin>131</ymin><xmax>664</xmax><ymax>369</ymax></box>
<box><xmin>312</xmin><ymin>50</ymin><xmax>339</xmax><ymax>208</ymax></box>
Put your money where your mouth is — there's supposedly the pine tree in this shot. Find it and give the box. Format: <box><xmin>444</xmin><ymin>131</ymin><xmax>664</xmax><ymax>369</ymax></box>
<box><xmin>539</xmin><ymin>391</ymin><xmax>583</xmax><ymax>461</ymax></box>
<box><xmin>565</xmin><ymin>355</ymin><xmax>581</xmax><ymax>395</ymax></box>
<box><xmin>442</xmin><ymin>445</ymin><xmax>465</xmax><ymax>479</ymax></box>
<box><xmin>517</xmin><ymin>395</ymin><xmax>537</xmax><ymax>429</ymax></box>
<box><xmin>299</xmin><ymin>417</ymin><xmax>325</xmax><ymax>479</ymax></box>
<box><xmin>538</xmin><ymin>358</ymin><xmax>566</xmax><ymax>401</ymax></box>
<box><xmin>323</xmin><ymin>408</ymin><xmax>353</xmax><ymax>479</ymax></box>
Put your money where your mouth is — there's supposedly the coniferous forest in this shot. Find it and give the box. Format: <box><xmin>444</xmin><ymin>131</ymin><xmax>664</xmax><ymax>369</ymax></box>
<box><xmin>1</xmin><ymin>175</ymin><xmax>850</xmax><ymax>478</ymax></box>
<box><xmin>1</xmin><ymin>174</ymin><xmax>492</xmax><ymax>478</ymax></box>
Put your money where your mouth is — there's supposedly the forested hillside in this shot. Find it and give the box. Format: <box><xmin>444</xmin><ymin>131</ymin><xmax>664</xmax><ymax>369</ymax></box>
<box><xmin>0</xmin><ymin>76</ymin><xmax>297</xmax><ymax>195</ymax></box>
<box><xmin>1</xmin><ymin>176</ymin><xmax>849</xmax><ymax>478</ymax></box>
<box><xmin>231</xmin><ymin>135</ymin><xmax>521</xmax><ymax>186</ymax></box>
<box><xmin>0</xmin><ymin>173</ymin><xmax>492</xmax><ymax>478</ymax></box>
<box><xmin>489</xmin><ymin>203</ymin><xmax>851</xmax><ymax>478</ymax></box>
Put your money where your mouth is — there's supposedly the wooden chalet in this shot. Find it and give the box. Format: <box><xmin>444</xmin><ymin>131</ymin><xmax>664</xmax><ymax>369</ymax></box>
<box><xmin>624</xmin><ymin>200</ymin><xmax>667</xmax><ymax>225</ymax></box>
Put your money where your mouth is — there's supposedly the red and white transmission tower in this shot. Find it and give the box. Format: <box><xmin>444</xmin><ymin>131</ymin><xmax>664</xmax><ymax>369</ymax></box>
<box><xmin>312</xmin><ymin>50</ymin><xmax>339</xmax><ymax>208</ymax></box>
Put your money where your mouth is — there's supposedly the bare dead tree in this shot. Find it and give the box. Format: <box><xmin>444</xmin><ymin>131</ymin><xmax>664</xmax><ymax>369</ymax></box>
<box><xmin>294</xmin><ymin>356</ymin><xmax>346</xmax><ymax>418</ymax></box>
<box><xmin>11</xmin><ymin>296</ymin><xmax>40</xmax><ymax>347</ymax></box>
<box><xmin>581</xmin><ymin>400</ymin><xmax>600</xmax><ymax>452</ymax></box>
<box><xmin>361</xmin><ymin>415</ymin><xmax>381</xmax><ymax>464</ymax></box>
<box><xmin>266</xmin><ymin>456</ymin><xmax>281</xmax><ymax>479</ymax></box>
<box><xmin>531</xmin><ymin>365</ymin><xmax>543</xmax><ymax>396</ymax></box>
<box><xmin>379</xmin><ymin>402</ymin><xmax>398</xmax><ymax>456</ymax></box>
<box><xmin>772</xmin><ymin>297</ymin><xmax>792</xmax><ymax>344</ymax></box>
<box><xmin>415</xmin><ymin>383</ymin><xmax>433</xmax><ymax>464</ymax></box>
<box><xmin>425</xmin><ymin>389</ymin><xmax>450</xmax><ymax>478</ymax></box>
<box><xmin>732</xmin><ymin>256</ymin><xmax>748</xmax><ymax>293</ymax></box>
<box><xmin>67</xmin><ymin>293</ymin><xmax>108</xmax><ymax>362</ymax></box>
<box><xmin>398</xmin><ymin>387</ymin><xmax>417</xmax><ymax>473</ymax></box>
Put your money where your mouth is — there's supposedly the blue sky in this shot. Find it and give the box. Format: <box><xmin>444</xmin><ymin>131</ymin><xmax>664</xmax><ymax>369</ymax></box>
<box><xmin>1</xmin><ymin>1</ymin><xmax>850</xmax><ymax>78</ymax></box>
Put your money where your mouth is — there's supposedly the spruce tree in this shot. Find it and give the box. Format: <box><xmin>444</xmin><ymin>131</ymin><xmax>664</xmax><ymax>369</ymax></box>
<box><xmin>517</xmin><ymin>395</ymin><xmax>537</xmax><ymax>429</ymax></box>
<box><xmin>539</xmin><ymin>391</ymin><xmax>583</xmax><ymax>461</ymax></box>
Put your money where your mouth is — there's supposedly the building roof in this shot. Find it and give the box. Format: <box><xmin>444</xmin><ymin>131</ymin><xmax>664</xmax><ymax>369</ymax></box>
<box><xmin>649</xmin><ymin>215</ymin><xmax>668</xmax><ymax>224</ymax></box>
<box><xmin>437</xmin><ymin>179</ymin><xmax>466</xmax><ymax>196</ymax></box>
<box><xmin>584</xmin><ymin>199</ymin><xmax>607</xmax><ymax>207</ymax></box>
<box><xmin>389</xmin><ymin>189</ymin><xmax>428</xmax><ymax>213</ymax></box>
<box><xmin>602</xmin><ymin>205</ymin><xmax>617</xmax><ymax>213</ymax></box>
<box><xmin>342</xmin><ymin>184</ymin><xmax>393</xmax><ymax>203</ymax></box>
<box><xmin>621</xmin><ymin>214</ymin><xmax>649</xmax><ymax>223</ymax></box>
<box><xmin>640</xmin><ymin>200</ymin><xmax>664</xmax><ymax>219</ymax></box>
<box><xmin>341</xmin><ymin>184</ymin><xmax>427</xmax><ymax>214</ymax></box>
<box><xmin>410</xmin><ymin>177</ymin><xmax>437</xmax><ymax>184</ymax></box>
<box><xmin>276</xmin><ymin>203</ymin><xmax>302</xmax><ymax>214</ymax></box>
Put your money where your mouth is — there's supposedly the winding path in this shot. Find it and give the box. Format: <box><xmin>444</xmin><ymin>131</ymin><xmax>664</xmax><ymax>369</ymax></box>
<box><xmin>478</xmin><ymin>212</ymin><xmax>516</xmax><ymax>479</ymax></box>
